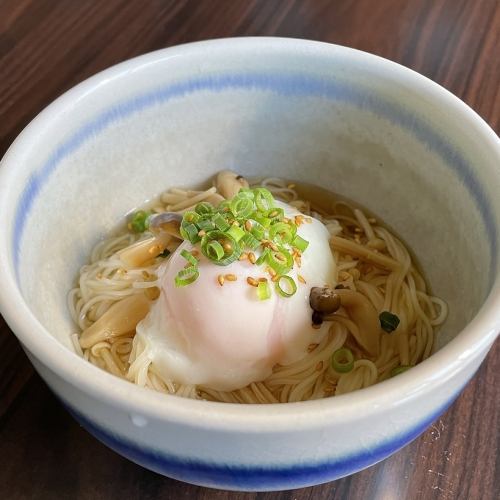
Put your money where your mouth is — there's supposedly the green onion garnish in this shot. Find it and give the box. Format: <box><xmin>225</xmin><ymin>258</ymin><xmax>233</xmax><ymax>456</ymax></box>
<box><xmin>391</xmin><ymin>365</ymin><xmax>411</xmax><ymax>377</ymax></box>
<box><xmin>173</xmin><ymin>184</ymin><xmax>311</xmax><ymax>295</ymax></box>
<box><xmin>180</xmin><ymin>249</ymin><xmax>198</xmax><ymax>266</ymax></box>
<box><xmin>241</xmin><ymin>232</ymin><xmax>260</xmax><ymax>250</ymax></box>
<box><xmin>180</xmin><ymin>222</ymin><xmax>200</xmax><ymax>243</ymax></box>
<box><xmin>213</xmin><ymin>213</ymin><xmax>230</xmax><ymax>231</ymax></box>
<box><xmin>257</xmin><ymin>280</ymin><xmax>271</xmax><ymax>300</ymax></box>
<box><xmin>230</xmin><ymin>195</ymin><xmax>254</xmax><ymax>218</ymax></box>
<box><xmin>275</xmin><ymin>275</ymin><xmax>297</xmax><ymax>297</ymax></box>
<box><xmin>267</xmin><ymin>247</ymin><xmax>293</xmax><ymax>275</ymax></box>
<box><xmin>130</xmin><ymin>210</ymin><xmax>152</xmax><ymax>233</ymax></box>
<box><xmin>256</xmin><ymin>248</ymin><xmax>270</xmax><ymax>265</ymax></box>
<box><xmin>195</xmin><ymin>201</ymin><xmax>214</xmax><ymax>215</ymax></box>
<box><xmin>292</xmin><ymin>235</ymin><xmax>309</xmax><ymax>252</ymax></box>
<box><xmin>174</xmin><ymin>266</ymin><xmax>199</xmax><ymax>287</ymax></box>
<box><xmin>379</xmin><ymin>311</ymin><xmax>400</xmax><ymax>333</ymax></box>
<box><xmin>226</xmin><ymin>225</ymin><xmax>246</xmax><ymax>242</ymax></box>
<box><xmin>332</xmin><ymin>348</ymin><xmax>354</xmax><ymax>373</ymax></box>
<box><xmin>269</xmin><ymin>222</ymin><xmax>296</xmax><ymax>244</ymax></box>
<box><xmin>200</xmin><ymin>230</ymin><xmax>241</xmax><ymax>265</ymax></box>
<box><xmin>254</xmin><ymin>188</ymin><xmax>275</xmax><ymax>212</ymax></box>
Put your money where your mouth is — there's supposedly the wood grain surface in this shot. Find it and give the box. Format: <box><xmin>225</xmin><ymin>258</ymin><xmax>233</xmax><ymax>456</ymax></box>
<box><xmin>0</xmin><ymin>1</ymin><xmax>499</xmax><ymax>499</ymax></box>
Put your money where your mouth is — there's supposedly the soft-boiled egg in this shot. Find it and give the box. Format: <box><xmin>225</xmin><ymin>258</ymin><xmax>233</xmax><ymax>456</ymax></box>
<box><xmin>136</xmin><ymin>202</ymin><xmax>336</xmax><ymax>392</ymax></box>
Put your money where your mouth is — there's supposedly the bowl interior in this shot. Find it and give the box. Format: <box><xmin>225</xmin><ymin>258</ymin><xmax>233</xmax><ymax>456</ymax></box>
<box><xmin>3</xmin><ymin>40</ymin><xmax>499</xmax><ymax>357</ymax></box>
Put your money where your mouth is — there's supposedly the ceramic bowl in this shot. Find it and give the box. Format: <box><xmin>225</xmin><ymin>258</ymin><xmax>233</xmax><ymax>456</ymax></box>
<box><xmin>0</xmin><ymin>38</ymin><xmax>499</xmax><ymax>491</ymax></box>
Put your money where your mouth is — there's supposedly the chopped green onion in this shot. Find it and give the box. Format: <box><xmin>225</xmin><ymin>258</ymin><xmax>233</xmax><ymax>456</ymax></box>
<box><xmin>249</xmin><ymin>220</ymin><xmax>265</xmax><ymax>240</ymax></box>
<box><xmin>257</xmin><ymin>280</ymin><xmax>271</xmax><ymax>300</ymax></box>
<box><xmin>195</xmin><ymin>202</ymin><xmax>214</xmax><ymax>215</ymax></box>
<box><xmin>180</xmin><ymin>249</ymin><xmax>198</xmax><ymax>266</ymax></box>
<box><xmin>237</xmin><ymin>188</ymin><xmax>255</xmax><ymax>200</ymax></box>
<box><xmin>275</xmin><ymin>275</ymin><xmax>297</xmax><ymax>297</ymax></box>
<box><xmin>205</xmin><ymin>240</ymin><xmax>225</xmax><ymax>261</ymax></box>
<box><xmin>267</xmin><ymin>247</ymin><xmax>293</xmax><ymax>275</ymax></box>
<box><xmin>175</xmin><ymin>266</ymin><xmax>199</xmax><ymax>287</ymax></box>
<box><xmin>230</xmin><ymin>195</ymin><xmax>254</xmax><ymax>218</ymax></box>
<box><xmin>130</xmin><ymin>210</ymin><xmax>152</xmax><ymax>233</ymax></box>
<box><xmin>332</xmin><ymin>348</ymin><xmax>354</xmax><ymax>373</ymax></box>
<box><xmin>292</xmin><ymin>235</ymin><xmax>309</xmax><ymax>252</ymax></box>
<box><xmin>254</xmin><ymin>188</ymin><xmax>274</xmax><ymax>212</ymax></box>
<box><xmin>180</xmin><ymin>222</ymin><xmax>200</xmax><ymax>243</ymax></box>
<box><xmin>183</xmin><ymin>211</ymin><xmax>200</xmax><ymax>224</ymax></box>
<box><xmin>241</xmin><ymin>232</ymin><xmax>260</xmax><ymax>250</ymax></box>
<box><xmin>266</xmin><ymin>207</ymin><xmax>285</xmax><ymax>220</ymax></box>
<box><xmin>379</xmin><ymin>311</ymin><xmax>400</xmax><ymax>333</ymax></box>
<box><xmin>391</xmin><ymin>365</ymin><xmax>411</xmax><ymax>377</ymax></box>
<box><xmin>256</xmin><ymin>248</ymin><xmax>270</xmax><ymax>265</ymax></box>
<box><xmin>227</xmin><ymin>225</ymin><xmax>246</xmax><ymax>242</ymax></box>
<box><xmin>213</xmin><ymin>213</ymin><xmax>230</xmax><ymax>231</ymax></box>
<box><xmin>200</xmin><ymin>230</ymin><xmax>241</xmax><ymax>265</ymax></box>
<box><xmin>254</xmin><ymin>215</ymin><xmax>272</xmax><ymax>228</ymax></box>
<box><xmin>269</xmin><ymin>221</ymin><xmax>296</xmax><ymax>244</ymax></box>
<box><xmin>196</xmin><ymin>218</ymin><xmax>215</xmax><ymax>232</ymax></box>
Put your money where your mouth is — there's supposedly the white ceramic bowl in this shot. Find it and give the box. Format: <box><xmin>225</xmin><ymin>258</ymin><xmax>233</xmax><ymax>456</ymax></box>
<box><xmin>0</xmin><ymin>38</ymin><xmax>499</xmax><ymax>491</ymax></box>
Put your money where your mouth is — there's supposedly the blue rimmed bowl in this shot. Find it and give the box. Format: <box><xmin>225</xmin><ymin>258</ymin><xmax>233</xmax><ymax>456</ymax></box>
<box><xmin>0</xmin><ymin>38</ymin><xmax>499</xmax><ymax>491</ymax></box>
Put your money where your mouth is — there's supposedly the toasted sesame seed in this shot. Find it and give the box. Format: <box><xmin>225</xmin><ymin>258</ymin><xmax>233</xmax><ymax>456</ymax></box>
<box><xmin>266</xmin><ymin>267</ymin><xmax>277</xmax><ymax>277</ymax></box>
<box><xmin>271</xmin><ymin>274</ymin><xmax>280</xmax><ymax>282</ymax></box>
<box><xmin>198</xmin><ymin>229</ymin><xmax>206</xmax><ymax>237</ymax></box>
<box><xmin>223</xmin><ymin>242</ymin><xmax>233</xmax><ymax>252</ymax></box>
<box><xmin>316</xmin><ymin>361</ymin><xmax>324</xmax><ymax>371</ymax></box>
<box><xmin>247</xmin><ymin>277</ymin><xmax>259</xmax><ymax>287</ymax></box>
<box><xmin>298</xmin><ymin>275</ymin><xmax>306</xmax><ymax>284</ymax></box>
<box><xmin>269</xmin><ymin>242</ymin><xmax>278</xmax><ymax>251</ymax></box>
<box><xmin>287</xmin><ymin>183</ymin><xmax>296</xmax><ymax>189</ymax></box>
<box><xmin>307</xmin><ymin>343</ymin><xmax>319</xmax><ymax>353</ymax></box>
<box><xmin>239</xmin><ymin>252</ymin><xmax>248</xmax><ymax>261</ymax></box>
<box><xmin>191</xmin><ymin>249</ymin><xmax>199</xmax><ymax>257</ymax></box>
<box><xmin>225</xmin><ymin>274</ymin><xmax>237</xmax><ymax>281</ymax></box>
<box><xmin>258</xmin><ymin>277</ymin><xmax>268</xmax><ymax>283</ymax></box>
<box><xmin>275</xmin><ymin>253</ymin><xmax>286</xmax><ymax>263</ymax></box>
<box><xmin>268</xmin><ymin>210</ymin><xmax>279</xmax><ymax>218</ymax></box>
<box><xmin>232</xmin><ymin>220</ymin><xmax>240</xmax><ymax>226</ymax></box>
<box><xmin>245</xmin><ymin>220</ymin><xmax>252</xmax><ymax>231</ymax></box>
<box><xmin>217</xmin><ymin>275</ymin><xmax>225</xmax><ymax>286</ymax></box>
<box><xmin>354</xmin><ymin>227</ymin><xmax>363</xmax><ymax>233</ymax></box>
<box><xmin>248</xmin><ymin>252</ymin><xmax>256</xmax><ymax>264</ymax></box>
<box><xmin>305</xmin><ymin>218</ymin><xmax>312</xmax><ymax>224</ymax></box>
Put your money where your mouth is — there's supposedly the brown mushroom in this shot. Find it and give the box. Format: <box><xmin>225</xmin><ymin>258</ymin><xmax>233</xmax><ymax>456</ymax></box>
<box><xmin>149</xmin><ymin>212</ymin><xmax>183</xmax><ymax>239</ymax></box>
<box><xmin>309</xmin><ymin>286</ymin><xmax>341</xmax><ymax>314</ymax></box>
<box><xmin>215</xmin><ymin>170</ymin><xmax>249</xmax><ymax>199</ymax></box>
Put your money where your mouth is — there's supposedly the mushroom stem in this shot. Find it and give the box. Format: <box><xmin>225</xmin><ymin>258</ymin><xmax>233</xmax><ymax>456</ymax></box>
<box><xmin>79</xmin><ymin>294</ymin><xmax>150</xmax><ymax>349</ymax></box>
<box><xmin>119</xmin><ymin>233</ymin><xmax>171</xmax><ymax>267</ymax></box>
<box><xmin>215</xmin><ymin>170</ymin><xmax>249</xmax><ymax>199</ymax></box>
<box><xmin>330</xmin><ymin>236</ymin><xmax>401</xmax><ymax>271</ymax></box>
<box><xmin>324</xmin><ymin>288</ymin><xmax>381</xmax><ymax>357</ymax></box>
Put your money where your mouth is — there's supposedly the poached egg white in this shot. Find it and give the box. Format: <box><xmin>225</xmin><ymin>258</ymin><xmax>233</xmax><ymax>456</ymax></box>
<box><xmin>136</xmin><ymin>202</ymin><xmax>336</xmax><ymax>392</ymax></box>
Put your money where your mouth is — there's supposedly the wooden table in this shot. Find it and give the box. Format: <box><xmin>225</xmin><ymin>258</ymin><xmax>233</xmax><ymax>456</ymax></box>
<box><xmin>0</xmin><ymin>1</ymin><xmax>498</xmax><ymax>498</ymax></box>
